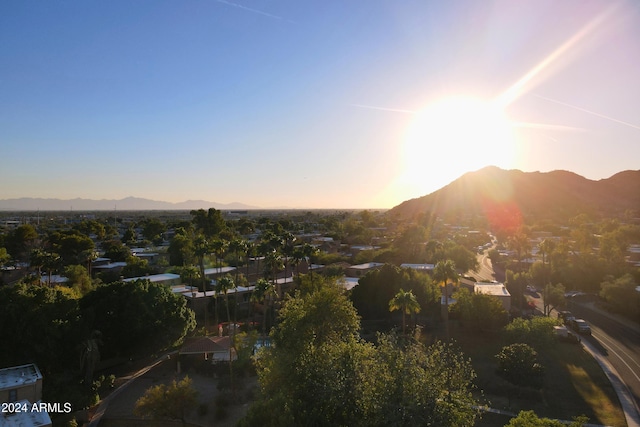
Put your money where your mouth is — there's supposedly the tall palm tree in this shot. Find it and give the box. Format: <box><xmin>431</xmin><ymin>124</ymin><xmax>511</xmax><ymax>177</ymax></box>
<box><xmin>291</xmin><ymin>246</ymin><xmax>305</xmax><ymax>276</ymax></box>
<box><xmin>433</xmin><ymin>259</ymin><xmax>458</xmax><ymax>340</ymax></box>
<box><xmin>264</xmin><ymin>250</ymin><xmax>284</xmax><ymax>297</ymax></box>
<box><xmin>228</xmin><ymin>238</ymin><xmax>248</xmax><ymax>283</ymax></box>
<box><xmin>179</xmin><ymin>265</ymin><xmax>200</xmax><ymax>297</ymax></box>
<box><xmin>193</xmin><ymin>236</ymin><xmax>210</xmax><ymax>294</ymax></box>
<box><xmin>217</xmin><ymin>275</ymin><xmax>237</xmax><ymax>333</ymax></box>
<box><xmin>302</xmin><ymin>243</ymin><xmax>319</xmax><ymax>280</ymax></box>
<box><xmin>389</xmin><ymin>289</ymin><xmax>421</xmax><ymax>335</ymax></box>
<box><xmin>210</xmin><ymin>238</ymin><xmax>229</xmax><ymax>276</ymax></box>
<box><xmin>252</xmin><ymin>278</ymin><xmax>276</xmax><ymax>338</ymax></box>
<box><xmin>281</xmin><ymin>231</ymin><xmax>296</xmax><ymax>279</ymax></box>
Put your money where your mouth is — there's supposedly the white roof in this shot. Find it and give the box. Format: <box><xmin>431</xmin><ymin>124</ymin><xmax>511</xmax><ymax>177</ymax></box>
<box><xmin>204</xmin><ymin>266</ymin><xmax>236</xmax><ymax>275</ymax></box>
<box><xmin>39</xmin><ymin>275</ymin><xmax>68</xmax><ymax>284</ymax></box>
<box><xmin>349</xmin><ymin>262</ymin><xmax>384</xmax><ymax>270</ymax></box>
<box><xmin>338</xmin><ymin>277</ymin><xmax>359</xmax><ymax>291</ymax></box>
<box><xmin>0</xmin><ymin>400</ymin><xmax>51</xmax><ymax>427</ymax></box>
<box><xmin>474</xmin><ymin>283</ymin><xmax>510</xmax><ymax>297</ymax></box>
<box><xmin>0</xmin><ymin>364</ymin><xmax>42</xmax><ymax>391</ymax></box>
<box><xmin>401</xmin><ymin>263</ymin><xmax>434</xmax><ymax>270</ymax></box>
<box><xmin>92</xmin><ymin>262</ymin><xmax>127</xmax><ymax>270</ymax></box>
<box><xmin>123</xmin><ymin>273</ymin><xmax>180</xmax><ymax>283</ymax></box>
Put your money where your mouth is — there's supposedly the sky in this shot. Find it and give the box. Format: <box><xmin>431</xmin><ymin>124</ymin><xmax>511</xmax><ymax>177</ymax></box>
<box><xmin>1</xmin><ymin>0</ymin><xmax>639</xmax><ymax>209</ymax></box>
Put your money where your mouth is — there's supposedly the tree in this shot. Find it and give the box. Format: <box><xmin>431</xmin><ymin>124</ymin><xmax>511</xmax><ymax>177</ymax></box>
<box><xmin>543</xmin><ymin>282</ymin><xmax>566</xmax><ymax>316</ymax></box>
<box><xmin>243</xmin><ymin>283</ymin><xmax>479</xmax><ymax>426</ymax></box>
<box><xmin>5</xmin><ymin>224</ymin><xmax>38</xmax><ymax>262</ymax></box>
<box><xmin>193</xmin><ymin>235</ymin><xmax>210</xmax><ymax>293</ymax></box>
<box><xmin>217</xmin><ymin>275</ymin><xmax>237</xmax><ymax>394</ymax></box>
<box><xmin>64</xmin><ymin>264</ymin><xmax>94</xmax><ymax>296</ymax></box>
<box><xmin>495</xmin><ymin>343</ymin><xmax>545</xmax><ymax>390</ymax></box>
<box><xmin>0</xmin><ymin>284</ymin><xmax>82</xmax><ymax>374</ymax></box>
<box><xmin>121</xmin><ymin>255</ymin><xmax>151</xmax><ymax>278</ymax></box>
<box><xmin>251</xmin><ymin>278</ymin><xmax>276</xmax><ymax>338</ymax></box>
<box><xmin>503</xmin><ymin>317</ymin><xmax>560</xmax><ymax>350</ymax></box>
<box><xmin>80</xmin><ymin>280</ymin><xmax>196</xmax><ymax>358</ymax></box>
<box><xmin>190</xmin><ymin>208</ymin><xmax>226</xmax><ymax>239</ymax></box>
<box><xmin>389</xmin><ymin>289</ymin><xmax>420</xmax><ymax>335</ymax></box>
<box><xmin>228</xmin><ymin>238</ymin><xmax>248</xmax><ymax>282</ymax></box>
<box><xmin>450</xmin><ymin>288</ymin><xmax>508</xmax><ymax>332</ymax></box>
<box><xmin>141</xmin><ymin>218</ymin><xmax>166</xmax><ymax>244</ymax></box>
<box><xmin>433</xmin><ymin>259</ymin><xmax>458</xmax><ymax>339</ymax></box>
<box><xmin>134</xmin><ymin>376</ymin><xmax>198</xmax><ymax>425</ymax></box>
<box><xmin>168</xmin><ymin>230</ymin><xmax>194</xmax><ymax>266</ymax></box>
<box><xmin>102</xmin><ymin>239</ymin><xmax>131</xmax><ymax>262</ymax></box>
<box><xmin>48</xmin><ymin>230</ymin><xmax>95</xmax><ymax>266</ymax></box>
<box><xmin>0</xmin><ymin>247</ymin><xmax>10</xmax><ymax>267</ymax></box>
<box><xmin>506</xmin><ymin>410</ymin><xmax>588</xmax><ymax>427</ymax></box>
<box><xmin>79</xmin><ymin>330</ymin><xmax>102</xmax><ymax>385</ymax></box>
<box><xmin>600</xmin><ymin>274</ymin><xmax>638</xmax><ymax>319</ymax></box>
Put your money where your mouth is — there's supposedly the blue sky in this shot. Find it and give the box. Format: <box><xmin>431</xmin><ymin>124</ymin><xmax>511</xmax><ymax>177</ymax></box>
<box><xmin>2</xmin><ymin>0</ymin><xmax>639</xmax><ymax>208</ymax></box>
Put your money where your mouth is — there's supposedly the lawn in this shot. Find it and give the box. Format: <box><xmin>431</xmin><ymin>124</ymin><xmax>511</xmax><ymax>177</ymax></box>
<box><xmin>444</xmin><ymin>322</ymin><xmax>627</xmax><ymax>427</ymax></box>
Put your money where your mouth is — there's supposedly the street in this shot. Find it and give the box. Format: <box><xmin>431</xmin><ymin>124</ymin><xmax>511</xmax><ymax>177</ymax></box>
<box><xmin>528</xmin><ymin>292</ymin><xmax>640</xmax><ymax>427</ymax></box>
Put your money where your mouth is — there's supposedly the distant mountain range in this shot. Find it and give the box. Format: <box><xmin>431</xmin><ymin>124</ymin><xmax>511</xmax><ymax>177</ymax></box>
<box><xmin>0</xmin><ymin>197</ymin><xmax>259</xmax><ymax>211</ymax></box>
<box><xmin>389</xmin><ymin>166</ymin><xmax>640</xmax><ymax>221</ymax></box>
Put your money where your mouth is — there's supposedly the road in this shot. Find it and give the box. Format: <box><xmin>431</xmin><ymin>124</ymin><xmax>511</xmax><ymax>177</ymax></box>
<box><xmin>568</xmin><ymin>299</ymin><xmax>640</xmax><ymax>424</ymax></box>
<box><xmin>472</xmin><ymin>249</ymin><xmax>496</xmax><ymax>282</ymax></box>
<box><xmin>528</xmin><ymin>293</ymin><xmax>640</xmax><ymax>426</ymax></box>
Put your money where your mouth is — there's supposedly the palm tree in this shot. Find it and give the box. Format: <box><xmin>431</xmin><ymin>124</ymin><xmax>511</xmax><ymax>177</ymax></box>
<box><xmin>217</xmin><ymin>275</ymin><xmax>237</xmax><ymax>393</ymax></box>
<box><xmin>302</xmin><ymin>243</ymin><xmax>319</xmax><ymax>280</ymax></box>
<box><xmin>252</xmin><ymin>278</ymin><xmax>276</xmax><ymax>338</ymax></box>
<box><xmin>210</xmin><ymin>238</ymin><xmax>228</xmax><ymax>276</ymax></box>
<box><xmin>264</xmin><ymin>250</ymin><xmax>284</xmax><ymax>297</ymax></box>
<box><xmin>193</xmin><ymin>236</ymin><xmax>210</xmax><ymax>294</ymax></box>
<box><xmin>229</xmin><ymin>238</ymin><xmax>248</xmax><ymax>283</ymax></box>
<box><xmin>79</xmin><ymin>330</ymin><xmax>102</xmax><ymax>385</ymax></box>
<box><xmin>281</xmin><ymin>231</ymin><xmax>296</xmax><ymax>279</ymax></box>
<box><xmin>178</xmin><ymin>265</ymin><xmax>200</xmax><ymax>297</ymax></box>
<box><xmin>217</xmin><ymin>275</ymin><xmax>237</xmax><ymax>333</ymax></box>
<box><xmin>389</xmin><ymin>289</ymin><xmax>421</xmax><ymax>335</ymax></box>
<box><xmin>291</xmin><ymin>246</ymin><xmax>305</xmax><ymax>276</ymax></box>
<box><xmin>433</xmin><ymin>259</ymin><xmax>458</xmax><ymax>340</ymax></box>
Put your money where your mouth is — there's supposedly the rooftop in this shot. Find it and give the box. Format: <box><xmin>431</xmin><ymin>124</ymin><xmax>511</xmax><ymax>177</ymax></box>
<box><xmin>0</xmin><ymin>364</ymin><xmax>42</xmax><ymax>391</ymax></box>
<box><xmin>0</xmin><ymin>400</ymin><xmax>51</xmax><ymax>427</ymax></box>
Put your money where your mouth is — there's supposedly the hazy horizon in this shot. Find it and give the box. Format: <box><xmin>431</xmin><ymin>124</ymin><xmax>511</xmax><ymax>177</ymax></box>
<box><xmin>2</xmin><ymin>1</ymin><xmax>640</xmax><ymax>209</ymax></box>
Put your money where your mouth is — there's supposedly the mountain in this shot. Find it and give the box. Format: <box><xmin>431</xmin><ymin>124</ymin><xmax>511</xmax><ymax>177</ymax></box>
<box><xmin>389</xmin><ymin>166</ymin><xmax>640</xmax><ymax>222</ymax></box>
<box><xmin>0</xmin><ymin>197</ymin><xmax>259</xmax><ymax>211</ymax></box>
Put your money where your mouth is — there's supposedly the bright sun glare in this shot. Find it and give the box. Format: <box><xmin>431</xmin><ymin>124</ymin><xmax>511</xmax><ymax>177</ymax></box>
<box><xmin>400</xmin><ymin>96</ymin><xmax>516</xmax><ymax>196</ymax></box>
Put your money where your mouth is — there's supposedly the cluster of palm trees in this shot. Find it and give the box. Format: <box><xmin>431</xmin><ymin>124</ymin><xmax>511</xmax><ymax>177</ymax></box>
<box><xmin>176</xmin><ymin>227</ymin><xmax>320</xmax><ymax>338</ymax></box>
<box><xmin>389</xmin><ymin>259</ymin><xmax>459</xmax><ymax>338</ymax></box>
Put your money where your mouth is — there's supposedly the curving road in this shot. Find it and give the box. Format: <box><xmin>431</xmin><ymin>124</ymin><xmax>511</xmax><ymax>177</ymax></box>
<box><xmin>568</xmin><ymin>299</ymin><xmax>640</xmax><ymax>426</ymax></box>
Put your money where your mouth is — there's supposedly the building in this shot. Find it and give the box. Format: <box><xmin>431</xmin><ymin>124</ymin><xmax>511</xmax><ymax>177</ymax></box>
<box><xmin>0</xmin><ymin>364</ymin><xmax>42</xmax><ymax>404</ymax></box>
<box><xmin>474</xmin><ymin>282</ymin><xmax>511</xmax><ymax>311</ymax></box>
<box><xmin>346</xmin><ymin>262</ymin><xmax>384</xmax><ymax>278</ymax></box>
<box><xmin>123</xmin><ymin>273</ymin><xmax>181</xmax><ymax>287</ymax></box>
<box><xmin>0</xmin><ymin>400</ymin><xmax>52</xmax><ymax>427</ymax></box>
<box><xmin>400</xmin><ymin>263</ymin><xmax>435</xmax><ymax>272</ymax></box>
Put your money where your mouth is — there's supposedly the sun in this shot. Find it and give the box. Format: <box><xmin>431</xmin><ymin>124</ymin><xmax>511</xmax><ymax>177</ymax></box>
<box><xmin>399</xmin><ymin>96</ymin><xmax>517</xmax><ymax>196</ymax></box>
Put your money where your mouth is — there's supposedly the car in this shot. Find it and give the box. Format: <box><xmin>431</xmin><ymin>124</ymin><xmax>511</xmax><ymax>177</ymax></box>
<box><xmin>572</xmin><ymin>319</ymin><xmax>591</xmax><ymax>335</ymax></box>
<box><xmin>557</xmin><ymin>311</ymin><xmax>574</xmax><ymax>324</ymax></box>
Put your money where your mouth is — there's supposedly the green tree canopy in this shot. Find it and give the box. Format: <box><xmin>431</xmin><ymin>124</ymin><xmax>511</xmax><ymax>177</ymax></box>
<box><xmin>495</xmin><ymin>343</ymin><xmax>545</xmax><ymax>389</ymax></box>
<box><xmin>134</xmin><ymin>376</ymin><xmax>198</xmax><ymax>423</ymax></box>
<box><xmin>506</xmin><ymin>410</ymin><xmax>588</xmax><ymax>427</ymax></box>
<box><xmin>450</xmin><ymin>288</ymin><xmax>509</xmax><ymax>331</ymax></box>
<box><xmin>389</xmin><ymin>288</ymin><xmax>420</xmax><ymax>335</ymax></box>
<box><xmin>350</xmin><ymin>264</ymin><xmax>438</xmax><ymax>321</ymax></box>
<box><xmin>242</xmin><ymin>281</ymin><xmax>479</xmax><ymax>427</ymax></box>
<box><xmin>80</xmin><ymin>280</ymin><xmax>196</xmax><ymax>358</ymax></box>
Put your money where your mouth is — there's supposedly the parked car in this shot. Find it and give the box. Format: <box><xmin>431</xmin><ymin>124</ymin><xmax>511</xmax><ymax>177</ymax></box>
<box><xmin>571</xmin><ymin>319</ymin><xmax>591</xmax><ymax>335</ymax></box>
<box><xmin>557</xmin><ymin>311</ymin><xmax>575</xmax><ymax>325</ymax></box>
